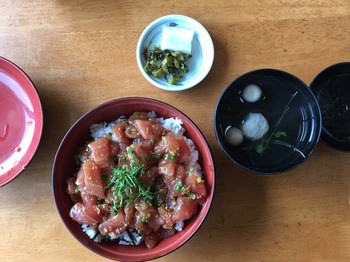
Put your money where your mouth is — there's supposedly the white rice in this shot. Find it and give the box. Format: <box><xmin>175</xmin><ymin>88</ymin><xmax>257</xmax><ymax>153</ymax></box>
<box><xmin>82</xmin><ymin>224</ymin><xmax>101</xmax><ymax>242</ymax></box>
<box><xmin>82</xmin><ymin>224</ymin><xmax>143</xmax><ymax>245</ymax></box>
<box><xmin>117</xmin><ymin>229</ymin><xmax>143</xmax><ymax>245</ymax></box>
<box><xmin>154</xmin><ymin>116</ymin><xmax>185</xmax><ymax>137</ymax></box>
<box><xmin>90</xmin><ymin>119</ymin><xmax>122</xmax><ymax>140</ymax></box>
<box><xmin>86</xmin><ymin>111</ymin><xmax>202</xmax><ymax>243</ymax></box>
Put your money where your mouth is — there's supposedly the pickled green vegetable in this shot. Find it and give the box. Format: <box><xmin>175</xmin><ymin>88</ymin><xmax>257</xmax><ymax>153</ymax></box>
<box><xmin>143</xmin><ymin>45</ymin><xmax>192</xmax><ymax>85</ymax></box>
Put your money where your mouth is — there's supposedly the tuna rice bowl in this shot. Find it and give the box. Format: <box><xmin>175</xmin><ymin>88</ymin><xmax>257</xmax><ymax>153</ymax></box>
<box><xmin>65</xmin><ymin>111</ymin><xmax>207</xmax><ymax>249</ymax></box>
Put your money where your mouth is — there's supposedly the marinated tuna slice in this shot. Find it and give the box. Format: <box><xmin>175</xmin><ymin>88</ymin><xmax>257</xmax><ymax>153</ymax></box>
<box><xmin>141</xmin><ymin>166</ymin><xmax>159</xmax><ymax>186</ymax></box>
<box><xmin>69</xmin><ymin>203</ymin><xmax>103</xmax><ymax>225</ymax></box>
<box><xmin>134</xmin><ymin>200</ymin><xmax>164</xmax><ymax>232</ymax></box>
<box><xmin>147</xmin><ymin>211</ymin><xmax>164</xmax><ymax>232</ymax></box>
<box><xmin>88</xmin><ymin>137</ymin><xmax>113</xmax><ymax>166</ymax></box>
<box><xmin>128</xmin><ymin>112</ymin><xmax>149</xmax><ymax>122</ymax></box>
<box><xmin>128</xmin><ymin>140</ymin><xmax>154</xmax><ymax>163</ymax></box>
<box><xmin>134</xmin><ymin>119</ymin><xmax>164</xmax><ymax>140</ymax></box>
<box><xmin>154</xmin><ymin>135</ymin><xmax>190</xmax><ymax>164</ymax></box>
<box><xmin>125</xmin><ymin>124</ymin><xmax>141</xmax><ymax>139</ymax></box>
<box><xmin>176</xmin><ymin>136</ymin><xmax>191</xmax><ymax>164</ymax></box>
<box><xmin>112</xmin><ymin>121</ymin><xmax>130</xmax><ymax>144</ymax></box>
<box><xmin>81</xmin><ymin>193</ymin><xmax>98</xmax><ymax>205</ymax></box>
<box><xmin>75</xmin><ymin>166</ymin><xmax>85</xmax><ymax>189</ymax></box>
<box><xmin>82</xmin><ymin>161</ymin><xmax>105</xmax><ymax>199</ymax></box>
<box><xmin>66</xmin><ymin>177</ymin><xmax>78</xmax><ymax>195</ymax></box>
<box><xmin>185</xmin><ymin>174</ymin><xmax>207</xmax><ymax>199</ymax></box>
<box><xmin>124</xmin><ymin>203</ymin><xmax>136</xmax><ymax>224</ymax></box>
<box><xmin>158</xmin><ymin>227</ymin><xmax>175</xmax><ymax>239</ymax></box>
<box><xmin>158</xmin><ymin>158</ymin><xmax>176</xmax><ymax>178</ymax></box>
<box><xmin>166</xmin><ymin>164</ymin><xmax>187</xmax><ymax>197</ymax></box>
<box><xmin>99</xmin><ymin>210</ymin><xmax>128</xmax><ymax>238</ymax></box>
<box><xmin>157</xmin><ymin>206</ymin><xmax>174</xmax><ymax>229</ymax></box>
<box><xmin>172</xmin><ymin>196</ymin><xmax>198</xmax><ymax>221</ymax></box>
<box><xmin>144</xmin><ymin>231</ymin><xmax>161</xmax><ymax>249</ymax></box>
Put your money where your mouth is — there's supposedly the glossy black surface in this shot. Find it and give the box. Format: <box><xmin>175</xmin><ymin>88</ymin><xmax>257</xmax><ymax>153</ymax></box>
<box><xmin>214</xmin><ymin>69</ymin><xmax>322</xmax><ymax>174</ymax></box>
<box><xmin>310</xmin><ymin>62</ymin><xmax>350</xmax><ymax>152</ymax></box>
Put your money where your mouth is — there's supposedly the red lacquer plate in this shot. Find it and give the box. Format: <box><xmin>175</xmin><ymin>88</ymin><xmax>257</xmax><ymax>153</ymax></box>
<box><xmin>0</xmin><ymin>57</ymin><xmax>43</xmax><ymax>186</ymax></box>
<box><xmin>52</xmin><ymin>97</ymin><xmax>215</xmax><ymax>261</ymax></box>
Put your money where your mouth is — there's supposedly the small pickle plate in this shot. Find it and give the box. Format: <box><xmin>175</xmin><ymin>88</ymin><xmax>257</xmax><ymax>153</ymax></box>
<box><xmin>136</xmin><ymin>14</ymin><xmax>214</xmax><ymax>91</ymax></box>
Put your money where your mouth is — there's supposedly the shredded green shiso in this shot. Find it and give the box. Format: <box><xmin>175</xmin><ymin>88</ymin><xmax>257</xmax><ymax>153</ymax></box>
<box><xmin>103</xmin><ymin>148</ymin><xmax>156</xmax><ymax>214</ymax></box>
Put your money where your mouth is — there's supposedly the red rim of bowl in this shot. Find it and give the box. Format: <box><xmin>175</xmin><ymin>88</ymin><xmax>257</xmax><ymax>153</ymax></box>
<box><xmin>0</xmin><ymin>57</ymin><xmax>43</xmax><ymax>187</ymax></box>
<box><xmin>52</xmin><ymin>97</ymin><xmax>215</xmax><ymax>261</ymax></box>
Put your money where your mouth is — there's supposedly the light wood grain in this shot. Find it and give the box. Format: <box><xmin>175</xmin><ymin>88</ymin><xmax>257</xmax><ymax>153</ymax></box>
<box><xmin>1</xmin><ymin>0</ymin><xmax>350</xmax><ymax>261</ymax></box>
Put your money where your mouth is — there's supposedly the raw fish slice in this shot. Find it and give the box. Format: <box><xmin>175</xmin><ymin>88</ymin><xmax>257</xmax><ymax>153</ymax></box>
<box><xmin>69</xmin><ymin>202</ymin><xmax>103</xmax><ymax>225</ymax></box>
<box><xmin>154</xmin><ymin>135</ymin><xmax>190</xmax><ymax>164</ymax></box>
<box><xmin>81</xmin><ymin>193</ymin><xmax>98</xmax><ymax>205</ymax></box>
<box><xmin>143</xmin><ymin>231</ymin><xmax>161</xmax><ymax>249</ymax></box>
<box><xmin>176</xmin><ymin>136</ymin><xmax>191</xmax><ymax>164</ymax></box>
<box><xmin>82</xmin><ymin>161</ymin><xmax>105</xmax><ymax>199</ymax></box>
<box><xmin>134</xmin><ymin>119</ymin><xmax>164</xmax><ymax>140</ymax></box>
<box><xmin>185</xmin><ymin>173</ymin><xmax>207</xmax><ymax>205</ymax></box>
<box><xmin>112</xmin><ymin>121</ymin><xmax>130</xmax><ymax>144</ymax></box>
<box><xmin>88</xmin><ymin>137</ymin><xmax>113</xmax><ymax>166</ymax></box>
<box><xmin>128</xmin><ymin>140</ymin><xmax>154</xmax><ymax>164</ymax></box>
<box><xmin>158</xmin><ymin>158</ymin><xmax>176</xmax><ymax>178</ymax></box>
<box><xmin>66</xmin><ymin>177</ymin><xmax>77</xmax><ymax>195</ymax></box>
<box><xmin>99</xmin><ymin>210</ymin><xmax>128</xmax><ymax>238</ymax></box>
<box><xmin>75</xmin><ymin>166</ymin><xmax>85</xmax><ymax>189</ymax></box>
<box><xmin>172</xmin><ymin>196</ymin><xmax>198</xmax><ymax>221</ymax></box>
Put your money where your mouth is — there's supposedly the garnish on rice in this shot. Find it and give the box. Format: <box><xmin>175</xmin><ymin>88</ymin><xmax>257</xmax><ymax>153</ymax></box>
<box><xmin>104</xmin><ymin>148</ymin><xmax>156</xmax><ymax>214</ymax></box>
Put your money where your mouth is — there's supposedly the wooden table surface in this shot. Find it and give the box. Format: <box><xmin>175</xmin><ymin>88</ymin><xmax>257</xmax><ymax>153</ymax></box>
<box><xmin>1</xmin><ymin>0</ymin><xmax>350</xmax><ymax>261</ymax></box>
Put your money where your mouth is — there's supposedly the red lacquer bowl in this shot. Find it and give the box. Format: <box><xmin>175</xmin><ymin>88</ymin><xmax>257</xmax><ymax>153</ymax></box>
<box><xmin>52</xmin><ymin>97</ymin><xmax>215</xmax><ymax>261</ymax></box>
<box><xmin>0</xmin><ymin>57</ymin><xmax>43</xmax><ymax>187</ymax></box>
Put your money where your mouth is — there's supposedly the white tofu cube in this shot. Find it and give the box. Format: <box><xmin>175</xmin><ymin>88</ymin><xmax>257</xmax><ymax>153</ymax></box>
<box><xmin>160</xmin><ymin>26</ymin><xmax>194</xmax><ymax>54</ymax></box>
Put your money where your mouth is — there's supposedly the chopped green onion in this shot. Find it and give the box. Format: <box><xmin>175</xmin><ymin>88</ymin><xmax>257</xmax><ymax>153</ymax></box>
<box><xmin>189</xmin><ymin>193</ymin><xmax>196</xmax><ymax>200</ymax></box>
<box><xmin>169</xmin><ymin>151</ymin><xmax>176</xmax><ymax>156</ymax></box>
<box><xmin>175</xmin><ymin>181</ymin><xmax>184</xmax><ymax>191</ymax></box>
<box><xmin>151</xmin><ymin>152</ymin><xmax>163</xmax><ymax>159</ymax></box>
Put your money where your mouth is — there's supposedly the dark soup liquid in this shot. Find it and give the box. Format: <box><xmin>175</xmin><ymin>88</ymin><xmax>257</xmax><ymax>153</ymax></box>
<box><xmin>219</xmin><ymin>79</ymin><xmax>319</xmax><ymax>172</ymax></box>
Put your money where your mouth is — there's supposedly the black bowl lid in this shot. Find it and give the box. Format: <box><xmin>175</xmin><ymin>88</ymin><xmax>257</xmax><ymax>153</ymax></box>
<box><xmin>310</xmin><ymin>62</ymin><xmax>350</xmax><ymax>152</ymax></box>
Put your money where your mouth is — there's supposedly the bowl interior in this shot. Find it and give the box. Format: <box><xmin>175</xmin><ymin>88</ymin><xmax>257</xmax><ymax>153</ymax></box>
<box><xmin>0</xmin><ymin>57</ymin><xmax>43</xmax><ymax>186</ymax></box>
<box><xmin>52</xmin><ymin>97</ymin><xmax>215</xmax><ymax>261</ymax></box>
<box><xmin>214</xmin><ymin>69</ymin><xmax>321</xmax><ymax>174</ymax></box>
<box><xmin>136</xmin><ymin>15</ymin><xmax>214</xmax><ymax>91</ymax></box>
<box><xmin>310</xmin><ymin>62</ymin><xmax>350</xmax><ymax>151</ymax></box>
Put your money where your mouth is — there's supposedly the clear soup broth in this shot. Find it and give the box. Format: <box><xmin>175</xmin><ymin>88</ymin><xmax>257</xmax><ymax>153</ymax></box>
<box><xmin>215</xmin><ymin>70</ymin><xmax>321</xmax><ymax>174</ymax></box>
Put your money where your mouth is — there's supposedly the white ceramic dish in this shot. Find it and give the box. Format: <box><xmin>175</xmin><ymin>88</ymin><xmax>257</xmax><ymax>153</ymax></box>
<box><xmin>136</xmin><ymin>15</ymin><xmax>214</xmax><ymax>91</ymax></box>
